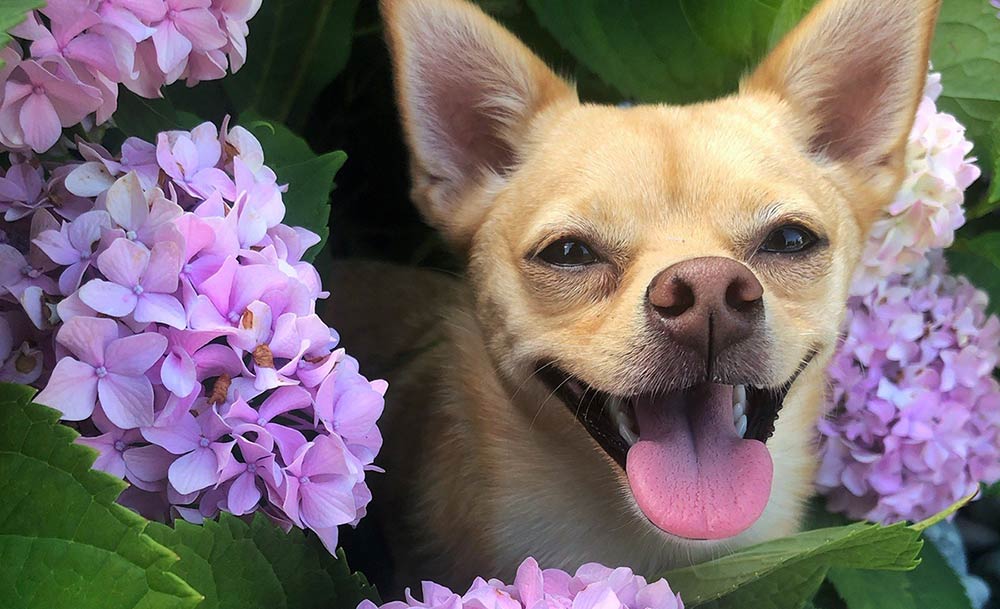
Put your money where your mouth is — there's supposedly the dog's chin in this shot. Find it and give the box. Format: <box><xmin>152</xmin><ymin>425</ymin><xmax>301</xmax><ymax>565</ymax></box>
<box><xmin>536</xmin><ymin>352</ymin><xmax>815</xmax><ymax>542</ymax></box>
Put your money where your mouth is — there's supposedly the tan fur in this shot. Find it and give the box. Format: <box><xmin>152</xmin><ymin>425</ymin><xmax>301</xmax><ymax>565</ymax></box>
<box><xmin>328</xmin><ymin>0</ymin><xmax>940</xmax><ymax>590</ymax></box>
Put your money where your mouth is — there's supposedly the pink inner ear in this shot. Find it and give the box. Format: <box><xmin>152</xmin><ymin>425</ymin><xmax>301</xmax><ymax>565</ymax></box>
<box><xmin>416</xmin><ymin>62</ymin><xmax>516</xmax><ymax>182</ymax></box>
<box><xmin>807</xmin><ymin>50</ymin><xmax>895</xmax><ymax>163</ymax></box>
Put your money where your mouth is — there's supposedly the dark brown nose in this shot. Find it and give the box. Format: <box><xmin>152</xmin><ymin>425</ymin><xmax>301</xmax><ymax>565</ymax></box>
<box><xmin>647</xmin><ymin>257</ymin><xmax>764</xmax><ymax>357</ymax></box>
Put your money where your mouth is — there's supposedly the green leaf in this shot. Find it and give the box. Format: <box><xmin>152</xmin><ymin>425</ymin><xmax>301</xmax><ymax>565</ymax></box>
<box><xmin>241</xmin><ymin>113</ymin><xmax>347</xmax><ymax>260</ymax></box>
<box><xmin>525</xmin><ymin>0</ymin><xmax>747</xmax><ymax>103</ymax></box>
<box><xmin>224</xmin><ymin>0</ymin><xmax>362</xmax><ymax>128</ymax></box>
<box><xmin>113</xmin><ymin>91</ymin><xmax>183</xmax><ymax>141</ymax></box>
<box><xmin>946</xmin><ymin>232</ymin><xmax>1000</xmax><ymax>316</ymax></box>
<box><xmin>828</xmin><ymin>542</ymin><xmax>971</xmax><ymax>609</ymax></box>
<box><xmin>766</xmin><ymin>0</ymin><xmax>818</xmax><ymax>49</ymax></box>
<box><xmin>679</xmin><ymin>0</ymin><xmax>781</xmax><ymax>60</ymax></box>
<box><xmin>0</xmin><ymin>383</ymin><xmax>202</xmax><ymax>609</ymax></box>
<box><xmin>971</xmin><ymin>117</ymin><xmax>1000</xmax><ymax>219</ymax></box>
<box><xmin>931</xmin><ymin>0</ymin><xmax>1000</xmax><ymax>170</ymax></box>
<box><xmin>0</xmin><ymin>0</ymin><xmax>42</xmax><ymax>63</ymax></box>
<box><xmin>146</xmin><ymin>514</ymin><xmax>378</xmax><ymax>609</ymax></box>
<box><xmin>660</xmin><ymin>521</ymin><xmax>923</xmax><ymax>608</ymax></box>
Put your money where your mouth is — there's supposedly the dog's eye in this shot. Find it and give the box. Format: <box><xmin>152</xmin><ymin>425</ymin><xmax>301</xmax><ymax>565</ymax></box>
<box><xmin>760</xmin><ymin>225</ymin><xmax>818</xmax><ymax>254</ymax></box>
<box><xmin>537</xmin><ymin>239</ymin><xmax>599</xmax><ymax>267</ymax></box>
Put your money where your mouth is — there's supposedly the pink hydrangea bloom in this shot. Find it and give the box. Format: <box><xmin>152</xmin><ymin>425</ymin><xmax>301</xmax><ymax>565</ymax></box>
<box><xmin>0</xmin><ymin>1</ymin><xmax>260</xmax><ymax>154</ymax></box>
<box><xmin>851</xmin><ymin>72</ymin><xmax>980</xmax><ymax>295</ymax></box>
<box><xmin>819</xmin><ymin>256</ymin><xmax>1000</xmax><ymax>523</ymax></box>
<box><xmin>363</xmin><ymin>558</ymin><xmax>684</xmax><ymax>609</ymax></box>
<box><xmin>3</xmin><ymin>120</ymin><xmax>384</xmax><ymax>554</ymax></box>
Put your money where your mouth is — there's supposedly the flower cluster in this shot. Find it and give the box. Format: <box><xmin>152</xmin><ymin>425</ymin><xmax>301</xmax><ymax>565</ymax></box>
<box><xmin>818</xmin><ymin>255</ymin><xmax>1000</xmax><ymax>523</ymax></box>
<box><xmin>850</xmin><ymin>72</ymin><xmax>980</xmax><ymax>295</ymax></box>
<box><xmin>0</xmin><ymin>120</ymin><xmax>384</xmax><ymax>553</ymax></box>
<box><xmin>362</xmin><ymin>558</ymin><xmax>684</xmax><ymax>609</ymax></box>
<box><xmin>1</xmin><ymin>0</ymin><xmax>259</xmax><ymax>154</ymax></box>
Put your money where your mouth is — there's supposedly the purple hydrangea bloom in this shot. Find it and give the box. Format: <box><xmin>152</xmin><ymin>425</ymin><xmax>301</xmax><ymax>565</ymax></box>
<box><xmin>0</xmin><ymin>1</ymin><xmax>261</xmax><ymax>155</ymax></box>
<box><xmin>4</xmin><ymin>120</ymin><xmax>385</xmax><ymax>554</ymax></box>
<box><xmin>819</xmin><ymin>256</ymin><xmax>1000</xmax><ymax>523</ymax></box>
<box><xmin>363</xmin><ymin>558</ymin><xmax>684</xmax><ymax>609</ymax></box>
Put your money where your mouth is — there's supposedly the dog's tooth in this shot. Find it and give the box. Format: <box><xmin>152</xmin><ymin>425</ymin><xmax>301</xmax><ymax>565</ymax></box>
<box><xmin>619</xmin><ymin>422</ymin><xmax>639</xmax><ymax>446</ymax></box>
<box><xmin>735</xmin><ymin>413</ymin><xmax>748</xmax><ymax>439</ymax></box>
<box><xmin>733</xmin><ymin>400</ymin><xmax>745</xmax><ymax>422</ymax></box>
<box><xmin>733</xmin><ymin>384</ymin><xmax>747</xmax><ymax>406</ymax></box>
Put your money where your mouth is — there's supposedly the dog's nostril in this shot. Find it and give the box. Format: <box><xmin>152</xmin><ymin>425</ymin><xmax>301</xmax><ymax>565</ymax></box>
<box><xmin>725</xmin><ymin>278</ymin><xmax>763</xmax><ymax>314</ymax></box>
<box><xmin>652</xmin><ymin>278</ymin><xmax>695</xmax><ymax>318</ymax></box>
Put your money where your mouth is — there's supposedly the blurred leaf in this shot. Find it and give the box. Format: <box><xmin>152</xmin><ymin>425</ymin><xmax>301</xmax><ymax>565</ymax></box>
<box><xmin>679</xmin><ymin>0</ymin><xmax>781</xmax><ymax>60</ymax></box>
<box><xmin>767</xmin><ymin>0</ymin><xmax>818</xmax><ymax>49</ymax></box>
<box><xmin>241</xmin><ymin>113</ymin><xmax>347</xmax><ymax>260</ymax></box>
<box><xmin>970</xmin><ymin>118</ymin><xmax>1000</xmax><ymax>219</ymax></box>
<box><xmin>661</xmin><ymin>520</ymin><xmax>923</xmax><ymax>608</ymax></box>
<box><xmin>0</xmin><ymin>0</ymin><xmax>42</xmax><ymax>63</ymax></box>
<box><xmin>947</xmin><ymin>232</ymin><xmax>1000</xmax><ymax>315</ymax></box>
<box><xmin>146</xmin><ymin>515</ymin><xmax>378</xmax><ymax>609</ymax></box>
<box><xmin>525</xmin><ymin>0</ymin><xmax>747</xmax><ymax>103</ymax></box>
<box><xmin>828</xmin><ymin>542</ymin><xmax>971</xmax><ymax>609</ymax></box>
<box><xmin>224</xmin><ymin>0</ymin><xmax>362</xmax><ymax>128</ymax></box>
<box><xmin>931</xmin><ymin>0</ymin><xmax>1000</xmax><ymax>170</ymax></box>
<box><xmin>0</xmin><ymin>383</ymin><xmax>202</xmax><ymax>609</ymax></box>
<box><xmin>113</xmin><ymin>91</ymin><xmax>182</xmax><ymax>141</ymax></box>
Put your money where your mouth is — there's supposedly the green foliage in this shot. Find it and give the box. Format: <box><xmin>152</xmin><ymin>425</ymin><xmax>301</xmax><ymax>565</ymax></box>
<box><xmin>524</xmin><ymin>0</ymin><xmax>815</xmax><ymax>104</ymax></box>
<box><xmin>146</xmin><ymin>515</ymin><xmax>377</xmax><ymax>609</ymax></box>
<box><xmin>0</xmin><ymin>383</ymin><xmax>377</xmax><ymax>609</ymax></box>
<box><xmin>932</xmin><ymin>0</ymin><xmax>1000</xmax><ymax>171</ymax></box>
<box><xmin>827</xmin><ymin>543</ymin><xmax>972</xmax><ymax>609</ymax></box>
<box><xmin>240</xmin><ymin>114</ymin><xmax>348</xmax><ymax>261</ymax></box>
<box><xmin>0</xmin><ymin>0</ymin><xmax>42</xmax><ymax>63</ymax></box>
<box><xmin>223</xmin><ymin>0</ymin><xmax>362</xmax><ymax>128</ymax></box>
<box><xmin>947</xmin><ymin>232</ymin><xmax>1000</xmax><ymax>315</ymax></box>
<box><xmin>660</xmin><ymin>520</ymin><xmax>923</xmax><ymax>608</ymax></box>
<box><xmin>0</xmin><ymin>383</ymin><xmax>202</xmax><ymax>609</ymax></box>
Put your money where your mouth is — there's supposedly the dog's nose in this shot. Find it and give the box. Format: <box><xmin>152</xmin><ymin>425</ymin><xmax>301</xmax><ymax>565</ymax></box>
<box><xmin>647</xmin><ymin>257</ymin><xmax>764</xmax><ymax>355</ymax></box>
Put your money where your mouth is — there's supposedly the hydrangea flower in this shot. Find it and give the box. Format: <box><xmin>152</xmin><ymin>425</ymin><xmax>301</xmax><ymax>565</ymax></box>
<box><xmin>362</xmin><ymin>558</ymin><xmax>684</xmax><ymax>609</ymax></box>
<box><xmin>1</xmin><ymin>0</ymin><xmax>261</xmax><ymax>154</ymax></box>
<box><xmin>3</xmin><ymin>120</ymin><xmax>385</xmax><ymax>554</ymax></box>
<box><xmin>850</xmin><ymin>72</ymin><xmax>980</xmax><ymax>295</ymax></box>
<box><xmin>819</xmin><ymin>256</ymin><xmax>1000</xmax><ymax>523</ymax></box>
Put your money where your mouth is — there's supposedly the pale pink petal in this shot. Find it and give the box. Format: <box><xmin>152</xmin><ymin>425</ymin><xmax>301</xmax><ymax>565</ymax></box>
<box><xmin>68</xmin><ymin>209</ymin><xmax>112</xmax><ymax>251</ymax></box>
<box><xmin>79</xmin><ymin>278</ymin><xmax>138</xmax><ymax>317</ymax></box>
<box><xmin>134</xmin><ymin>293</ymin><xmax>186</xmax><ymax>328</ymax></box>
<box><xmin>142</xmin><ymin>412</ymin><xmax>201</xmax><ymax>454</ymax></box>
<box><xmin>105</xmin><ymin>172</ymin><xmax>148</xmax><ymax>231</ymax></box>
<box><xmin>227</xmin><ymin>470</ymin><xmax>262</xmax><ymax>515</ymax></box>
<box><xmin>19</xmin><ymin>93</ymin><xmax>62</xmax><ymax>153</ymax></box>
<box><xmin>152</xmin><ymin>21</ymin><xmax>193</xmax><ymax>74</ymax></box>
<box><xmin>123</xmin><ymin>444</ymin><xmax>172</xmax><ymax>482</ymax></box>
<box><xmin>168</xmin><ymin>447</ymin><xmax>218</xmax><ymax>494</ymax></box>
<box><xmin>300</xmin><ymin>479</ymin><xmax>355</xmax><ymax>529</ymax></box>
<box><xmin>309</xmin><ymin>525</ymin><xmax>340</xmax><ymax>555</ymax></box>
<box><xmin>55</xmin><ymin>315</ymin><xmax>118</xmax><ymax>364</ymax></box>
<box><xmin>96</xmin><ymin>237</ymin><xmax>149</xmax><ymax>285</ymax></box>
<box><xmin>105</xmin><ymin>332</ymin><xmax>167</xmax><ymax>375</ymax></box>
<box><xmin>98</xmin><ymin>372</ymin><xmax>155</xmax><ymax>429</ymax></box>
<box><xmin>161</xmin><ymin>348</ymin><xmax>197</xmax><ymax>396</ymax></box>
<box><xmin>142</xmin><ymin>240</ymin><xmax>181</xmax><ymax>292</ymax></box>
<box><xmin>174</xmin><ymin>8</ymin><xmax>227</xmax><ymax>51</ymax></box>
<box><xmin>35</xmin><ymin>358</ymin><xmax>98</xmax><ymax>420</ymax></box>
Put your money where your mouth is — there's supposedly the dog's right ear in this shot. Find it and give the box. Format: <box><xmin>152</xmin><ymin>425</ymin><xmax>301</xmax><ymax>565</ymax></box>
<box><xmin>381</xmin><ymin>0</ymin><xmax>576</xmax><ymax>248</ymax></box>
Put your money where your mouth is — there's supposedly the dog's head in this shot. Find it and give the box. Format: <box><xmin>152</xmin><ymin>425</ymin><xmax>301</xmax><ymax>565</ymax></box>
<box><xmin>382</xmin><ymin>0</ymin><xmax>939</xmax><ymax>542</ymax></box>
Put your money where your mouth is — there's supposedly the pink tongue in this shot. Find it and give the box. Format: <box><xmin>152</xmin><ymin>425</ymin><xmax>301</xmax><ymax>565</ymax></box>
<box><xmin>625</xmin><ymin>386</ymin><xmax>773</xmax><ymax>540</ymax></box>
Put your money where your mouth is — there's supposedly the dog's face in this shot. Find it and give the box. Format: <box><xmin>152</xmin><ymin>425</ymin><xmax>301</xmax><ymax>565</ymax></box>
<box><xmin>383</xmin><ymin>0</ymin><xmax>938</xmax><ymax>542</ymax></box>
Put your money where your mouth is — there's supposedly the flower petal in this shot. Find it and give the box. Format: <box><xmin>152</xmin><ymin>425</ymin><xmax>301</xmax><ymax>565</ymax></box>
<box><xmin>96</xmin><ymin>237</ymin><xmax>149</xmax><ymax>286</ymax></box>
<box><xmin>35</xmin><ymin>357</ymin><xmax>98</xmax><ymax>420</ymax></box>
<box><xmin>168</xmin><ymin>447</ymin><xmax>218</xmax><ymax>494</ymax></box>
<box><xmin>79</xmin><ymin>278</ymin><xmax>138</xmax><ymax>317</ymax></box>
<box><xmin>161</xmin><ymin>347</ymin><xmax>197</xmax><ymax>397</ymax></box>
<box><xmin>105</xmin><ymin>332</ymin><xmax>167</xmax><ymax>375</ymax></box>
<box><xmin>134</xmin><ymin>292</ymin><xmax>186</xmax><ymax>328</ymax></box>
<box><xmin>19</xmin><ymin>93</ymin><xmax>61</xmax><ymax>153</ymax></box>
<box><xmin>227</xmin><ymin>470</ymin><xmax>262</xmax><ymax>516</ymax></box>
<box><xmin>98</xmin><ymin>372</ymin><xmax>155</xmax><ymax>429</ymax></box>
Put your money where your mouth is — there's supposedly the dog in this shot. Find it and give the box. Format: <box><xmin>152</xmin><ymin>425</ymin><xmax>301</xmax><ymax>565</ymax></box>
<box><xmin>325</xmin><ymin>0</ymin><xmax>941</xmax><ymax>590</ymax></box>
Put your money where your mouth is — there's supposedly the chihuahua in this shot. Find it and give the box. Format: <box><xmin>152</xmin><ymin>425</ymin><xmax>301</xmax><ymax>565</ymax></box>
<box><xmin>326</xmin><ymin>0</ymin><xmax>941</xmax><ymax>590</ymax></box>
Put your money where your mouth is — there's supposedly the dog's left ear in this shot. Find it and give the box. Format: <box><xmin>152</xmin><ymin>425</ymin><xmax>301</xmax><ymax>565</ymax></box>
<box><xmin>381</xmin><ymin>0</ymin><xmax>577</xmax><ymax>249</ymax></box>
<box><xmin>743</xmin><ymin>0</ymin><xmax>940</xmax><ymax>227</ymax></box>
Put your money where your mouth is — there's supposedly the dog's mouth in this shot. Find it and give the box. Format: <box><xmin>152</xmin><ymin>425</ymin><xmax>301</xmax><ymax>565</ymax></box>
<box><xmin>536</xmin><ymin>351</ymin><xmax>815</xmax><ymax>541</ymax></box>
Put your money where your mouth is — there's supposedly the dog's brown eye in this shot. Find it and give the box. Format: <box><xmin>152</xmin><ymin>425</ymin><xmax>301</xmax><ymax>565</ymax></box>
<box><xmin>537</xmin><ymin>239</ymin><xmax>599</xmax><ymax>267</ymax></box>
<box><xmin>760</xmin><ymin>225</ymin><xmax>818</xmax><ymax>254</ymax></box>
